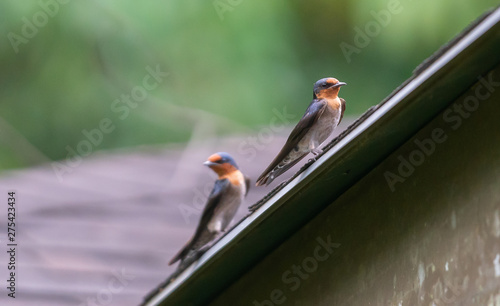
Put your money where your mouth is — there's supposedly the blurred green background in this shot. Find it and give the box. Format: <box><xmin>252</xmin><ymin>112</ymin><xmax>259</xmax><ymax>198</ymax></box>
<box><xmin>0</xmin><ymin>0</ymin><xmax>497</xmax><ymax>170</ymax></box>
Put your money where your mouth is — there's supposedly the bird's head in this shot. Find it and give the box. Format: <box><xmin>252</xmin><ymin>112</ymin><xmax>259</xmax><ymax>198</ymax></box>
<box><xmin>203</xmin><ymin>152</ymin><xmax>239</xmax><ymax>177</ymax></box>
<box><xmin>313</xmin><ymin>77</ymin><xmax>346</xmax><ymax>100</ymax></box>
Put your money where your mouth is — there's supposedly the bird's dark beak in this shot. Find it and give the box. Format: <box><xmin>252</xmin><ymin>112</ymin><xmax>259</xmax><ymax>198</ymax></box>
<box><xmin>332</xmin><ymin>82</ymin><xmax>347</xmax><ymax>88</ymax></box>
<box><xmin>203</xmin><ymin>161</ymin><xmax>217</xmax><ymax>167</ymax></box>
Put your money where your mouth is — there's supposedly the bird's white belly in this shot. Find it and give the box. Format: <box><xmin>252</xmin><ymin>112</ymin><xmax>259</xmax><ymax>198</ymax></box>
<box><xmin>299</xmin><ymin>105</ymin><xmax>341</xmax><ymax>151</ymax></box>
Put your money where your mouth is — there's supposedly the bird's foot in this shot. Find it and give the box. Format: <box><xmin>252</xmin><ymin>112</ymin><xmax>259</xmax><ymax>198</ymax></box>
<box><xmin>311</xmin><ymin>148</ymin><xmax>322</xmax><ymax>156</ymax></box>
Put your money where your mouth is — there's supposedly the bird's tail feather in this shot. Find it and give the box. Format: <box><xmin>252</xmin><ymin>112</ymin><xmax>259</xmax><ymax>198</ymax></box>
<box><xmin>168</xmin><ymin>230</ymin><xmax>217</xmax><ymax>265</ymax></box>
<box><xmin>168</xmin><ymin>239</ymin><xmax>193</xmax><ymax>265</ymax></box>
<box><xmin>256</xmin><ymin>153</ymin><xmax>308</xmax><ymax>186</ymax></box>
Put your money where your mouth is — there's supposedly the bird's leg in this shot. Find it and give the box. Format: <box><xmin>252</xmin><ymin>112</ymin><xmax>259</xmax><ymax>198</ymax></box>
<box><xmin>309</xmin><ymin>139</ymin><xmax>322</xmax><ymax>156</ymax></box>
<box><xmin>307</xmin><ymin>140</ymin><xmax>321</xmax><ymax>162</ymax></box>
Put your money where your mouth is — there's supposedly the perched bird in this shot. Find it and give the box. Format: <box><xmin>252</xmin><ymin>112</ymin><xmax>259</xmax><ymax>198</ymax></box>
<box><xmin>169</xmin><ymin>152</ymin><xmax>250</xmax><ymax>266</ymax></box>
<box><xmin>256</xmin><ymin>77</ymin><xmax>346</xmax><ymax>186</ymax></box>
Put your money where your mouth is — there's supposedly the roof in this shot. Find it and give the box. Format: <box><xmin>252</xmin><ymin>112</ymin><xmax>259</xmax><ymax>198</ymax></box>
<box><xmin>142</xmin><ymin>7</ymin><xmax>500</xmax><ymax>306</ymax></box>
<box><xmin>0</xmin><ymin>138</ymin><xmax>292</xmax><ymax>305</ymax></box>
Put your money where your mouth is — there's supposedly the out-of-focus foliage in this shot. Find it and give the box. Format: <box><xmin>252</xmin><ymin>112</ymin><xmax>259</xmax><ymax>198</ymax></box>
<box><xmin>0</xmin><ymin>0</ymin><xmax>497</xmax><ymax>170</ymax></box>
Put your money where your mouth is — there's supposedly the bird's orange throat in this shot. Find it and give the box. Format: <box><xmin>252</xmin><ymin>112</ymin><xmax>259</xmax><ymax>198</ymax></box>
<box><xmin>316</xmin><ymin>87</ymin><xmax>340</xmax><ymax>100</ymax></box>
<box><xmin>220</xmin><ymin>169</ymin><xmax>244</xmax><ymax>186</ymax></box>
<box><xmin>210</xmin><ymin>164</ymin><xmax>243</xmax><ymax>186</ymax></box>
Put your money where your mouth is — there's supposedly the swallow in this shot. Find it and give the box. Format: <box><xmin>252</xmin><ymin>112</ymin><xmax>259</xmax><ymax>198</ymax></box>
<box><xmin>256</xmin><ymin>77</ymin><xmax>346</xmax><ymax>186</ymax></box>
<box><xmin>169</xmin><ymin>152</ymin><xmax>250</xmax><ymax>266</ymax></box>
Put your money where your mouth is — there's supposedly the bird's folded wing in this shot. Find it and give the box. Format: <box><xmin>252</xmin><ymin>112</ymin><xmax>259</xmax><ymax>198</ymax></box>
<box><xmin>244</xmin><ymin>176</ymin><xmax>251</xmax><ymax>196</ymax></box>
<box><xmin>169</xmin><ymin>179</ymin><xmax>230</xmax><ymax>265</ymax></box>
<box><xmin>193</xmin><ymin>179</ymin><xmax>230</xmax><ymax>238</ymax></box>
<box><xmin>257</xmin><ymin>100</ymin><xmax>327</xmax><ymax>180</ymax></box>
<box><xmin>339</xmin><ymin>98</ymin><xmax>346</xmax><ymax>124</ymax></box>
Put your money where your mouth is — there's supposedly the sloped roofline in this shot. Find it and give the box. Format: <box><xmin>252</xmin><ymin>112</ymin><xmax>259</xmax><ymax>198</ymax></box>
<box><xmin>143</xmin><ymin>7</ymin><xmax>500</xmax><ymax>306</ymax></box>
